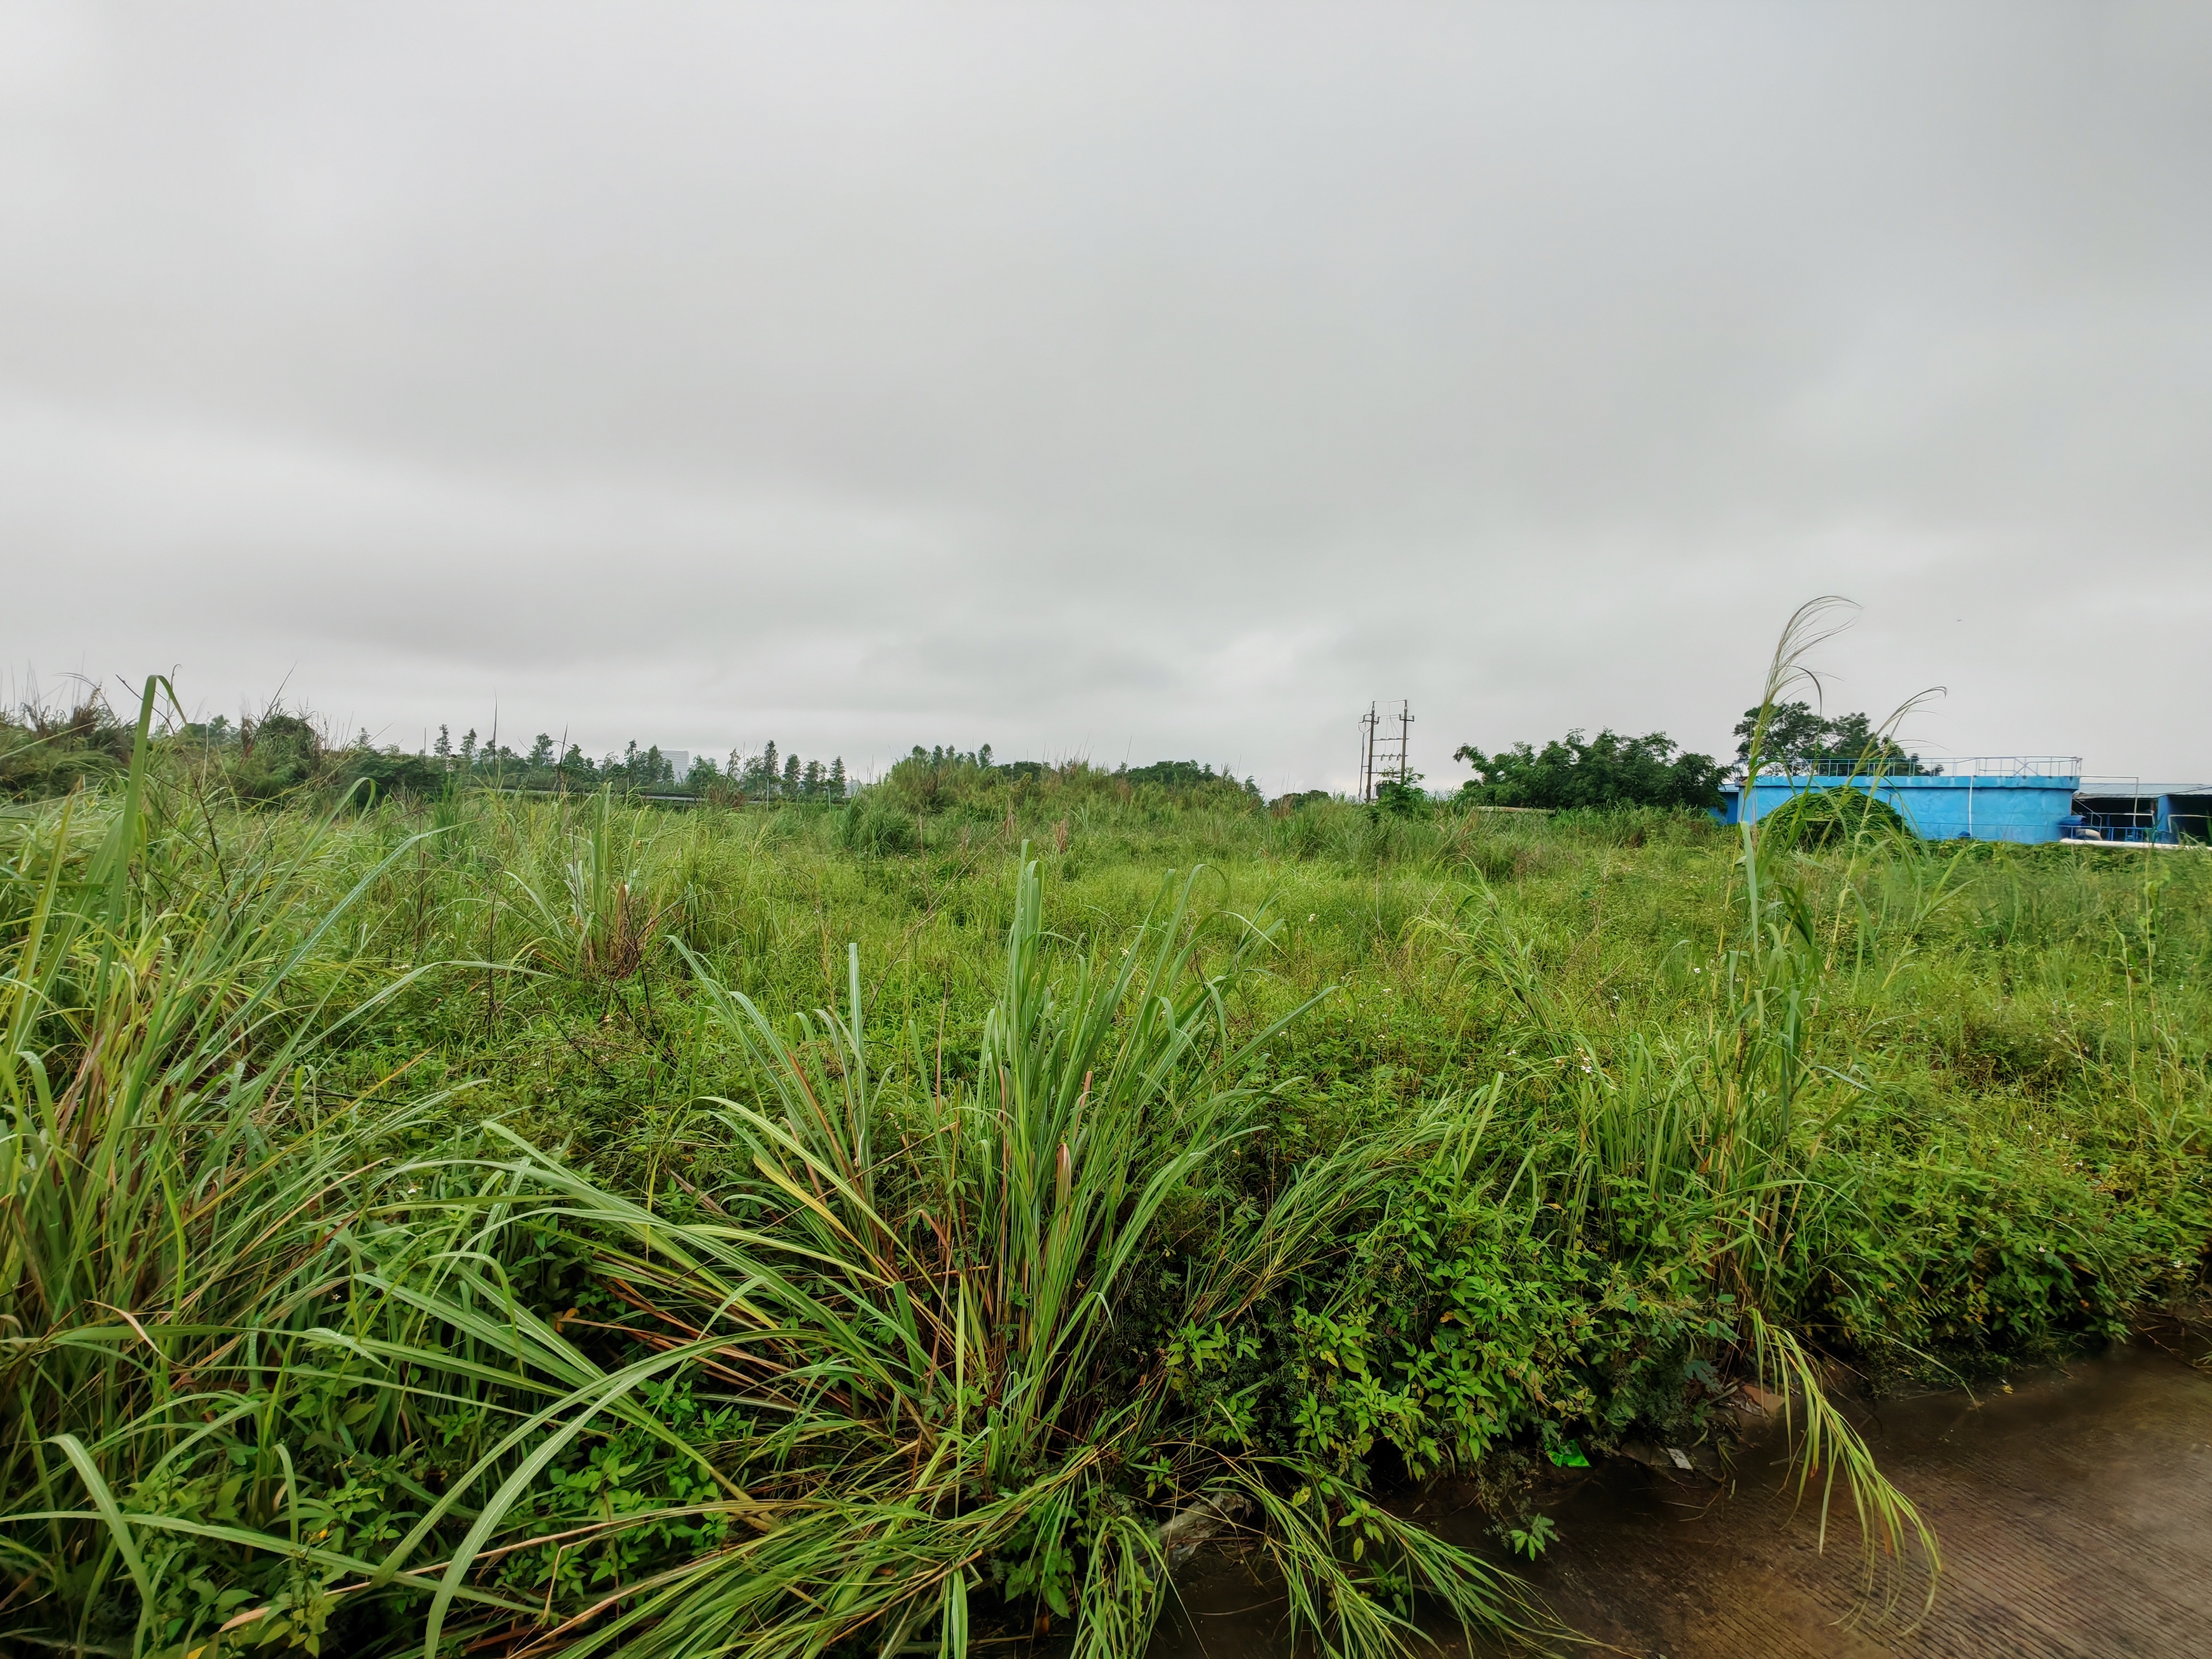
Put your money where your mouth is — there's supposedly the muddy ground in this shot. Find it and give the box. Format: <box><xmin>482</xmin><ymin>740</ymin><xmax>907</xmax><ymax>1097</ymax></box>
<box><xmin>1151</xmin><ymin>1343</ymin><xmax>2212</xmax><ymax>1658</ymax></box>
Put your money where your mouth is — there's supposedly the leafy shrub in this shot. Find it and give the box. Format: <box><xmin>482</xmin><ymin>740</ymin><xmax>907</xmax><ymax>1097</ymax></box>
<box><xmin>229</xmin><ymin>711</ymin><xmax>326</xmax><ymax>801</ymax></box>
<box><xmin>1758</xmin><ymin>785</ymin><xmax>1913</xmax><ymax>850</ymax></box>
<box><xmin>1371</xmin><ymin>779</ymin><xmax>1428</xmax><ymax>819</ymax></box>
<box><xmin>1274</xmin><ymin>1134</ymin><xmax>1615</xmax><ymax>1482</ymax></box>
<box><xmin>342</xmin><ymin>747</ymin><xmax>447</xmax><ymax>803</ymax></box>
<box><xmin>0</xmin><ymin>692</ymin><xmax>135</xmax><ymax>800</ymax></box>
<box><xmin>838</xmin><ymin>797</ymin><xmax>920</xmax><ymax>855</ymax></box>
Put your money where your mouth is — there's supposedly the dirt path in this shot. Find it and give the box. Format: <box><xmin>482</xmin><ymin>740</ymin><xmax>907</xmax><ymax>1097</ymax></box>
<box><xmin>1152</xmin><ymin>1344</ymin><xmax>2212</xmax><ymax>1657</ymax></box>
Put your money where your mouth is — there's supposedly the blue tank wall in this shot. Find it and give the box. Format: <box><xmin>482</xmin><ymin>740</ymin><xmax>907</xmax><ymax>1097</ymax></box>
<box><xmin>1715</xmin><ymin>773</ymin><xmax>2081</xmax><ymax>844</ymax></box>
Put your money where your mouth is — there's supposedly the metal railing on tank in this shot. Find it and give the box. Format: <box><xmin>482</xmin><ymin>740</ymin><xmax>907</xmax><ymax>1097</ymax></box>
<box><xmin>1754</xmin><ymin>755</ymin><xmax>2083</xmax><ymax>781</ymax></box>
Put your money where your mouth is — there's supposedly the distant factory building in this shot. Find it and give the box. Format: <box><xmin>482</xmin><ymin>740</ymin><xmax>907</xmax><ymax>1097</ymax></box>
<box><xmin>2064</xmin><ymin>784</ymin><xmax>2212</xmax><ymax>845</ymax></box>
<box><xmin>1717</xmin><ymin>759</ymin><xmax>2210</xmax><ymax>845</ymax></box>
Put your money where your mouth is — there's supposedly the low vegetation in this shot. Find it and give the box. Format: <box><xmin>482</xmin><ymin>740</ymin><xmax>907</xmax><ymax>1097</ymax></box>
<box><xmin>2</xmin><ymin>644</ymin><xmax>2205</xmax><ymax>1657</ymax></box>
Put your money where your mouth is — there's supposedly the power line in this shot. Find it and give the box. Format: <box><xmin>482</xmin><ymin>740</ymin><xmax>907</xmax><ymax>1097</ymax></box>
<box><xmin>1358</xmin><ymin>700</ymin><xmax>1412</xmax><ymax>802</ymax></box>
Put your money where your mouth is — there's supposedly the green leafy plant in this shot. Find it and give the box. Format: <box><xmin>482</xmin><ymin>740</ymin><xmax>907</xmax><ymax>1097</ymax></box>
<box><xmin>1505</xmin><ymin>1514</ymin><xmax>1557</xmax><ymax>1560</ymax></box>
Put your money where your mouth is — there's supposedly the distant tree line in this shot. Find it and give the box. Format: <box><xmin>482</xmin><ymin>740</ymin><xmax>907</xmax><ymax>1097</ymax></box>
<box><xmin>724</xmin><ymin>740</ymin><xmax>849</xmax><ymax>802</ymax></box>
<box><xmin>822</xmin><ymin>748</ymin><xmax>1270</xmax><ymax>854</ymax></box>
<box><xmin>14</xmin><ymin>677</ymin><xmax>1933</xmax><ymax>823</ymax></box>
<box><xmin>360</xmin><ymin>724</ymin><xmax>853</xmax><ymax>802</ymax></box>
<box><xmin>25</xmin><ymin>703</ymin><xmax>858</xmax><ymax>807</ymax></box>
<box><xmin>7</xmin><ymin>688</ymin><xmax>1254</xmax><ymax>821</ymax></box>
<box><xmin>872</xmin><ymin>747</ymin><xmax>1259</xmax><ymax>816</ymax></box>
<box><xmin>5</xmin><ymin>691</ymin><xmax>1277</xmax><ymax>815</ymax></box>
<box><xmin>320</xmin><ymin>724</ymin><xmax>851</xmax><ymax>804</ymax></box>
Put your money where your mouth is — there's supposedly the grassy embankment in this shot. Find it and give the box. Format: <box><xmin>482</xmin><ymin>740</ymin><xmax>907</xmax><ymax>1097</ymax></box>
<box><xmin>2</xmin><ymin>682</ymin><xmax>2206</xmax><ymax>1658</ymax></box>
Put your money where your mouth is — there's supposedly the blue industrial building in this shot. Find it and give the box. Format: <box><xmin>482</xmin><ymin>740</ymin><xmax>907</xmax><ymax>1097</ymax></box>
<box><xmin>1716</xmin><ymin>760</ymin><xmax>2211</xmax><ymax>846</ymax></box>
<box><xmin>1717</xmin><ymin>758</ymin><xmax>2082</xmax><ymax>844</ymax></box>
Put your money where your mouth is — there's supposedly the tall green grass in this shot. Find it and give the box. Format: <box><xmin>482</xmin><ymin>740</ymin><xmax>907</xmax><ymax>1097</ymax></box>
<box><xmin>0</xmin><ymin>708</ymin><xmax>1537</xmax><ymax>1656</ymax></box>
<box><xmin>2</xmin><ymin>654</ymin><xmax>2205</xmax><ymax>1655</ymax></box>
<box><xmin>0</xmin><ymin>688</ymin><xmax>769</xmax><ymax>1656</ymax></box>
<box><xmin>429</xmin><ymin>858</ymin><xmax>1535</xmax><ymax>1658</ymax></box>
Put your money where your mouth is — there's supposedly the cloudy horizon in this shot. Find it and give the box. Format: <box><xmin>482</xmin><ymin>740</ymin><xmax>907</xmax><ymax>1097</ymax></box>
<box><xmin>6</xmin><ymin>2</ymin><xmax>2208</xmax><ymax>793</ymax></box>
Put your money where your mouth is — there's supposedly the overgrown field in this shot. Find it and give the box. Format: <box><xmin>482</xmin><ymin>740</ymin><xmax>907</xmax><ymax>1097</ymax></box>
<box><xmin>3</xmin><ymin>690</ymin><xmax>2207</xmax><ymax>1658</ymax></box>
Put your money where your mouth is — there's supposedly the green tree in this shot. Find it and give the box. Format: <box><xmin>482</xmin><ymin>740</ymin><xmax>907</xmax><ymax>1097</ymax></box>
<box><xmin>528</xmin><ymin>733</ymin><xmax>554</xmax><ymax>769</ymax></box>
<box><xmin>1454</xmin><ymin>729</ymin><xmax>1724</xmax><ymax>811</ymax></box>
<box><xmin>1732</xmin><ymin>702</ymin><xmax>1938</xmax><ymax>776</ymax></box>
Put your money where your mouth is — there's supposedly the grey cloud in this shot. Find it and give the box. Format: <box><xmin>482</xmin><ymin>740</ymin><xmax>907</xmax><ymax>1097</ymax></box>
<box><xmin>4</xmin><ymin>1</ymin><xmax>2208</xmax><ymax>788</ymax></box>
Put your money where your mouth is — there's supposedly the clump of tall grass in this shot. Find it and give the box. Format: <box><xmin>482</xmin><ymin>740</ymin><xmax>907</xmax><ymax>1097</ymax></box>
<box><xmin>460</xmin><ymin>854</ymin><xmax>1537</xmax><ymax>1656</ymax></box>
<box><xmin>0</xmin><ymin>688</ymin><xmax>729</xmax><ymax>1656</ymax></box>
<box><xmin>507</xmin><ymin>787</ymin><xmax>680</xmax><ymax>980</ymax></box>
<box><xmin>0</xmin><ymin>686</ymin><xmax>137</xmax><ymax>801</ymax></box>
<box><xmin>0</xmin><ymin>683</ymin><xmax>455</xmax><ymax>1649</ymax></box>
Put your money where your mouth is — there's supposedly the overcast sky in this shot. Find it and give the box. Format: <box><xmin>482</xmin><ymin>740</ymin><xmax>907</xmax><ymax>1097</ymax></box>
<box><xmin>4</xmin><ymin>2</ymin><xmax>2207</xmax><ymax>790</ymax></box>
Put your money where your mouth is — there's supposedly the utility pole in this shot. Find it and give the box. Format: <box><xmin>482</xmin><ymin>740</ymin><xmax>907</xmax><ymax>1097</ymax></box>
<box><xmin>1358</xmin><ymin>700</ymin><xmax>1412</xmax><ymax>801</ymax></box>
